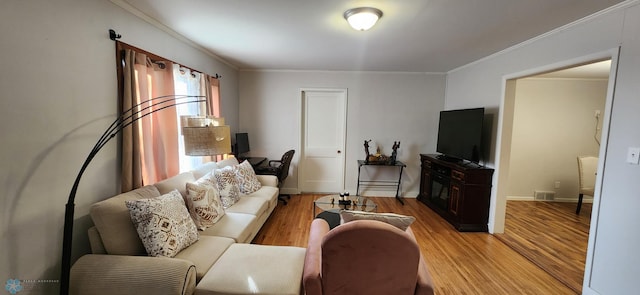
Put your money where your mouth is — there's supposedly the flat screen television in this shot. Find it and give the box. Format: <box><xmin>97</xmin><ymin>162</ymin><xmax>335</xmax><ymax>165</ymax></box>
<box><xmin>235</xmin><ymin>133</ymin><xmax>250</xmax><ymax>156</ymax></box>
<box><xmin>436</xmin><ymin>107</ymin><xmax>484</xmax><ymax>163</ymax></box>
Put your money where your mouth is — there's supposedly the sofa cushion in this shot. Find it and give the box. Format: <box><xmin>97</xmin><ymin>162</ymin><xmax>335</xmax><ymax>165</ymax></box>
<box><xmin>174</xmin><ymin>235</ymin><xmax>235</xmax><ymax>282</ymax></box>
<box><xmin>235</xmin><ymin>160</ymin><xmax>262</xmax><ymax>194</ymax></box>
<box><xmin>90</xmin><ymin>185</ymin><xmax>160</xmax><ymax>255</ymax></box>
<box><xmin>192</xmin><ymin>161</ymin><xmax>218</xmax><ymax>179</ymax></box>
<box><xmin>126</xmin><ymin>190</ymin><xmax>199</xmax><ymax>257</ymax></box>
<box><xmin>243</xmin><ymin>186</ymin><xmax>278</xmax><ymax>201</ymax></box>
<box><xmin>200</xmin><ymin>212</ymin><xmax>257</xmax><ymax>243</ymax></box>
<box><xmin>225</xmin><ymin>196</ymin><xmax>269</xmax><ymax>217</ymax></box>
<box><xmin>214</xmin><ymin>166</ymin><xmax>241</xmax><ymax>208</ymax></box>
<box><xmin>340</xmin><ymin>210</ymin><xmax>416</xmax><ymax>231</ymax></box>
<box><xmin>87</xmin><ymin>227</ymin><xmax>106</xmax><ymax>254</ymax></box>
<box><xmin>256</xmin><ymin>174</ymin><xmax>278</xmax><ymax>187</ymax></box>
<box><xmin>154</xmin><ymin>172</ymin><xmax>196</xmax><ymax>198</ymax></box>
<box><xmin>196</xmin><ymin>244</ymin><xmax>306</xmax><ymax>295</ymax></box>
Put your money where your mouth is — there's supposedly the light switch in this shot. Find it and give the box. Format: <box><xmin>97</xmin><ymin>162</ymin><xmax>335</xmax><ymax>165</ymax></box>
<box><xmin>627</xmin><ymin>147</ymin><xmax>640</xmax><ymax>165</ymax></box>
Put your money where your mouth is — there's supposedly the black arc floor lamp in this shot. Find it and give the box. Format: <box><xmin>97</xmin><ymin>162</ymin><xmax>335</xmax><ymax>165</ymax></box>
<box><xmin>59</xmin><ymin>95</ymin><xmax>205</xmax><ymax>295</ymax></box>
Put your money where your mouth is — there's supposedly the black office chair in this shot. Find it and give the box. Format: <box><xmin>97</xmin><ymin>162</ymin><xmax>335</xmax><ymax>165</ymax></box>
<box><xmin>256</xmin><ymin>150</ymin><xmax>295</xmax><ymax>205</ymax></box>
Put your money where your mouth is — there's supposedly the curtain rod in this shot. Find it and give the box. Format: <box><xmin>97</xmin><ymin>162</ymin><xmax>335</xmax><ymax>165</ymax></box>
<box><xmin>109</xmin><ymin>29</ymin><xmax>221</xmax><ymax>79</ymax></box>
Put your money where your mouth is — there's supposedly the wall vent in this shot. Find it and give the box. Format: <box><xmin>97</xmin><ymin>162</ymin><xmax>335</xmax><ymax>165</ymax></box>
<box><xmin>534</xmin><ymin>190</ymin><xmax>555</xmax><ymax>201</ymax></box>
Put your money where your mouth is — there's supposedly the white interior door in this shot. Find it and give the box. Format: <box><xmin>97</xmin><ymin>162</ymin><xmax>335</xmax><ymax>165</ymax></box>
<box><xmin>300</xmin><ymin>89</ymin><xmax>347</xmax><ymax>193</ymax></box>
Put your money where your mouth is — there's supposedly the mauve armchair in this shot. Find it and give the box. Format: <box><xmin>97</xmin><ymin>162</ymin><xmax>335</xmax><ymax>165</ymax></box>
<box><xmin>302</xmin><ymin>218</ymin><xmax>435</xmax><ymax>295</ymax></box>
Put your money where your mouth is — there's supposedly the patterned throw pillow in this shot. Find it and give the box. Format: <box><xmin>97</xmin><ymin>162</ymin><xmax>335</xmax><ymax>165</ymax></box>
<box><xmin>125</xmin><ymin>190</ymin><xmax>198</xmax><ymax>257</ymax></box>
<box><xmin>185</xmin><ymin>172</ymin><xmax>225</xmax><ymax>230</ymax></box>
<box><xmin>339</xmin><ymin>210</ymin><xmax>416</xmax><ymax>231</ymax></box>
<box><xmin>214</xmin><ymin>166</ymin><xmax>241</xmax><ymax>208</ymax></box>
<box><xmin>235</xmin><ymin>160</ymin><xmax>262</xmax><ymax>194</ymax></box>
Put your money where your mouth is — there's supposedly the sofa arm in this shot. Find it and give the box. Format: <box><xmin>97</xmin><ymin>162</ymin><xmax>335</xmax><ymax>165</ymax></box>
<box><xmin>256</xmin><ymin>174</ymin><xmax>278</xmax><ymax>187</ymax></box>
<box><xmin>70</xmin><ymin>254</ymin><xmax>196</xmax><ymax>295</ymax></box>
<box><xmin>302</xmin><ymin>219</ymin><xmax>330</xmax><ymax>295</ymax></box>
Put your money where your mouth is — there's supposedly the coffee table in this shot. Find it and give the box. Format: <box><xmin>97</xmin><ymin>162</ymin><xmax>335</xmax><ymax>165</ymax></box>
<box><xmin>313</xmin><ymin>194</ymin><xmax>377</xmax><ymax>216</ymax></box>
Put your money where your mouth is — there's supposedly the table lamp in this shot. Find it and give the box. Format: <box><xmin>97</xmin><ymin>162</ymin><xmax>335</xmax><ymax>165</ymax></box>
<box><xmin>181</xmin><ymin>116</ymin><xmax>231</xmax><ymax>156</ymax></box>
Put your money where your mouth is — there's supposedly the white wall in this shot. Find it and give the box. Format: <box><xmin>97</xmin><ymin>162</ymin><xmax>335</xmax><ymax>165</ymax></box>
<box><xmin>445</xmin><ymin>1</ymin><xmax>640</xmax><ymax>293</ymax></box>
<box><xmin>238</xmin><ymin>70</ymin><xmax>446</xmax><ymax>196</ymax></box>
<box><xmin>0</xmin><ymin>0</ymin><xmax>238</xmax><ymax>293</ymax></box>
<box><xmin>508</xmin><ymin>78</ymin><xmax>607</xmax><ymax>200</ymax></box>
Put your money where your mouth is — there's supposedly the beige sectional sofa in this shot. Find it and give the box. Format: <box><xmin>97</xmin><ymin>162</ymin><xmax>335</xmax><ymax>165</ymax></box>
<box><xmin>69</xmin><ymin>158</ymin><xmax>306</xmax><ymax>295</ymax></box>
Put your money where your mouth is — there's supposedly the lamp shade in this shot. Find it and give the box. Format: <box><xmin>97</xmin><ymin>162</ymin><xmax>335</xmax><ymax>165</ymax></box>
<box><xmin>344</xmin><ymin>7</ymin><xmax>383</xmax><ymax>31</ymax></box>
<box><xmin>180</xmin><ymin>115</ymin><xmax>224</xmax><ymax>133</ymax></box>
<box><xmin>183</xmin><ymin>125</ymin><xmax>231</xmax><ymax>156</ymax></box>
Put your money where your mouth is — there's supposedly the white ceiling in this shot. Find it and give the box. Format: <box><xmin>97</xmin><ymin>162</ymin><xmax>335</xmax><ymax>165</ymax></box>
<box><xmin>117</xmin><ymin>0</ymin><xmax>624</xmax><ymax>72</ymax></box>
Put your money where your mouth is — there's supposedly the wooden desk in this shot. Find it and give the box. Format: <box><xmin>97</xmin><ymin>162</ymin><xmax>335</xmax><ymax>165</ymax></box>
<box><xmin>356</xmin><ymin>160</ymin><xmax>406</xmax><ymax>204</ymax></box>
<box><xmin>239</xmin><ymin>157</ymin><xmax>267</xmax><ymax>168</ymax></box>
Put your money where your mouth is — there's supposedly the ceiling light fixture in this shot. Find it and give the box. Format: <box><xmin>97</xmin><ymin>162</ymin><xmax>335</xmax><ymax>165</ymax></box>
<box><xmin>343</xmin><ymin>7</ymin><xmax>383</xmax><ymax>31</ymax></box>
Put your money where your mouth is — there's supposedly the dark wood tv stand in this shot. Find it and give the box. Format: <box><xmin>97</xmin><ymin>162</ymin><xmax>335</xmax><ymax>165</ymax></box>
<box><xmin>417</xmin><ymin>154</ymin><xmax>494</xmax><ymax>232</ymax></box>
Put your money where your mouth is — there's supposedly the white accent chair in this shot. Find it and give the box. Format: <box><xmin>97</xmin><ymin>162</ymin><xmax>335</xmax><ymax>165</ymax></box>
<box><xmin>577</xmin><ymin>156</ymin><xmax>598</xmax><ymax>214</ymax></box>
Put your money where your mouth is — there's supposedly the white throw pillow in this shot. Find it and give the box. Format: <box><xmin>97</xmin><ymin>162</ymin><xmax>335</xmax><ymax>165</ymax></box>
<box><xmin>339</xmin><ymin>210</ymin><xmax>416</xmax><ymax>231</ymax></box>
<box><xmin>214</xmin><ymin>166</ymin><xmax>241</xmax><ymax>208</ymax></box>
<box><xmin>216</xmin><ymin>157</ymin><xmax>240</xmax><ymax>169</ymax></box>
<box><xmin>185</xmin><ymin>172</ymin><xmax>225</xmax><ymax>230</ymax></box>
<box><xmin>126</xmin><ymin>190</ymin><xmax>199</xmax><ymax>257</ymax></box>
<box><xmin>235</xmin><ymin>160</ymin><xmax>262</xmax><ymax>194</ymax></box>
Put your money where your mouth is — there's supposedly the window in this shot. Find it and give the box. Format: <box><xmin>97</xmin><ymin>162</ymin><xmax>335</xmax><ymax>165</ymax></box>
<box><xmin>173</xmin><ymin>64</ymin><xmax>206</xmax><ymax>172</ymax></box>
<box><xmin>117</xmin><ymin>41</ymin><xmax>221</xmax><ymax>190</ymax></box>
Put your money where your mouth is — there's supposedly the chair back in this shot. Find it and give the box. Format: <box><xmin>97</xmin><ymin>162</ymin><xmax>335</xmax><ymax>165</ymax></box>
<box><xmin>577</xmin><ymin>156</ymin><xmax>598</xmax><ymax>194</ymax></box>
<box><xmin>277</xmin><ymin>150</ymin><xmax>295</xmax><ymax>183</ymax></box>
<box><xmin>320</xmin><ymin>220</ymin><xmax>420</xmax><ymax>295</ymax></box>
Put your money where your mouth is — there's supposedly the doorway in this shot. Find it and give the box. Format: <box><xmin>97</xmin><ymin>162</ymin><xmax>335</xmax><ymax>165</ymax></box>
<box><xmin>494</xmin><ymin>55</ymin><xmax>616</xmax><ymax>292</ymax></box>
<box><xmin>299</xmin><ymin>88</ymin><xmax>347</xmax><ymax>193</ymax></box>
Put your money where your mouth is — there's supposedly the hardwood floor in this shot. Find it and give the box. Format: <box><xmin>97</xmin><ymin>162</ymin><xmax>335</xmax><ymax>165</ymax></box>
<box><xmin>253</xmin><ymin>194</ymin><xmax>576</xmax><ymax>294</ymax></box>
<box><xmin>496</xmin><ymin>201</ymin><xmax>592</xmax><ymax>294</ymax></box>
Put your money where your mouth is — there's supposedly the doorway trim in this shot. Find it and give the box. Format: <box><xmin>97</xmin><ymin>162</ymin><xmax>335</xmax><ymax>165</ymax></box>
<box><xmin>492</xmin><ymin>47</ymin><xmax>619</xmax><ymax>291</ymax></box>
<box><xmin>298</xmin><ymin>87</ymin><xmax>348</xmax><ymax>193</ymax></box>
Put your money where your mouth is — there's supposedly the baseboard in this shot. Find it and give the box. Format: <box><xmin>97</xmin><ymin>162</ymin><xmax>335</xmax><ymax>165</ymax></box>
<box><xmin>554</xmin><ymin>197</ymin><xmax>593</xmax><ymax>203</ymax></box>
<box><xmin>582</xmin><ymin>286</ymin><xmax>600</xmax><ymax>295</ymax></box>
<box><xmin>284</xmin><ymin>188</ymin><xmax>420</xmax><ymax>198</ymax></box>
<box><xmin>507</xmin><ymin>195</ymin><xmax>534</xmax><ymax>201</ymax></box>
<box><xmin>506</xmin><ymin>195</ymin><xmax>593</xmax><ymax>203</ymax></box>
<box><xmin>280</xmin><ymin>188</ymin><xmax>300</xmax><ymax>195</ymax></box>
<box><xmin>353</xmin><ymin>190</ymin><xmax>419</xmax><ymax>198</ymax></box>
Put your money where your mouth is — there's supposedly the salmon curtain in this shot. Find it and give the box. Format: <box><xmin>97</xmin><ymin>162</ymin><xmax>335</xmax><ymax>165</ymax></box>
<box><xmin>120</xmin><ymin>48</ymin><xmax>180</xmax><ymax>191</ymax></box>
<box><xmin>206</xmin><ymin>76</ymin><xmax>220</xmax><ymax>117</ymax></box>
<box><xmin>206</xmin><ymin>76</ymin><xmax>222</xmax><ymax>161</ymax></box>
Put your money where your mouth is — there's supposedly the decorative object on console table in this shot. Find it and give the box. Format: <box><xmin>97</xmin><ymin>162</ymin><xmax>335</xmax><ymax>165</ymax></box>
<box><xmin>363</xmin><ymin>139</ymin><xmax>372</xmax><ymax>163</ymax></box>
<box><xmin>389</xmin><ymin>141</ymin><xmax>400</xmax><ymax>165</ymax></box>
<box><xmin>416</xmin><ymin>154</ymin><xmax>494</xmax><ymax>232</ymax></box>
<box><xmin>363</xmin><ymin>139</ymin><xmax>400</xmax><ymax>165</ymax></box>
<box><xmin>59</xmin><ymin>95</ymin><xmax>205</xmax><ymax>295</ymax></box>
